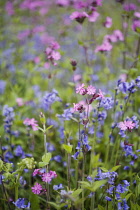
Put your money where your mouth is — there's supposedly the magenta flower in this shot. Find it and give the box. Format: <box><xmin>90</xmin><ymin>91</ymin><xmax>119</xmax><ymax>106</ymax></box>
<box><xmin>88</xmin><ymin>11</ymin><xmax>99</xmax><ymax>22</ymax></box>
<box><xmin>42</xmin><ymin>173</ymin><xmax>52</xmax><ymax>183</ymax></box>
<box><xmin>31</xmin><ymin>183</ymin><xmax>42</xmax><ymax>194</ymax></box>
<box><xmin>95</xmin><ymin>41</ymin><xmax>113</xmax><ymax>53</ymax></box>
<box><xmin>98</xmin><ymin>89</ymin><xmax>105</xmax><ymax>99</ymax></box>
<box><xmin>87</xmin><ymin>85</ymin><xmax>96</xmax><ymax>95</ymax></box>
<box><xmin>73</xmin><ymin>103</ymin><xmax>85</xmax><ymax>113</ymax></box>
<box><xmin>134</xmin><ymin>12</ymin><xmax>140</xmax><ymax>18</ymax></box>
<box><xmin>23</xmin><ymin>118</ymin><xmax>39</xmax><ymax>131</ymax></box>
<box><xmin>132</xmin><ymin>19</ymin><xmax>140</xmax><ymax>31</ymax></box>
<box><xmin>76</xmin><ymin>83</ymin><xmax>87</xmax><ymax>95</ymax></box>
<box><xmin>5</xmin><ymin>2</ymin><xmax>14</xmax><ymax>16</ymax></box>
<box><xmin>16</xmin><ymin>98</ymin><xmax>24</xmax><ymax>106</ymax></box>
<box><xmin>104</xmin><ymin>17</ymin><xmax>112</xmax><ymax>28</ymax></box>
<box><xmin>118</xmin><ymin>121</ymin><xmax>136</xmax><ymax>131</ymax></box>
<box><xmin>70</xmin><ymin>11</ymin><xmax>89</xmax><ymax>24</ymax></box>
<box><xmin>33</xmin><ymin>169</ymin><xmax>42</xmax><ymax>177</ymax></box>
<box><xmin>49</xmin><ymin>171</ymin><xmax>57</xmax><ymax>179</ymax></box>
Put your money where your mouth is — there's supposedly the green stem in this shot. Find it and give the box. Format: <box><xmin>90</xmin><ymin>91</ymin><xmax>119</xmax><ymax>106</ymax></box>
<box><xmin>82</xmin><ymin>152</ymin><xmax>85</xmax><ymax>210</ymax></box>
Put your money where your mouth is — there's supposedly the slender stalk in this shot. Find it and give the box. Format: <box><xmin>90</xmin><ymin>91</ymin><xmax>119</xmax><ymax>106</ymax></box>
<box><xmin>1</xmin><ymin>177</ymin><xmax>12</xmax><ymax>210</ymax></box>
<box><xmin>121</xmin><ymin>92</ymin><xmax>131</xmax><ymax>120</ymax></box>
<box><xmin>82</xmin><ymin>151</ymin><xmax>85</xmax><ymax>210</ymax></box>
<box><xmin>67</xmin><ymin>152</ymin><xmax>71</xmax><ymax>190</ymax></box>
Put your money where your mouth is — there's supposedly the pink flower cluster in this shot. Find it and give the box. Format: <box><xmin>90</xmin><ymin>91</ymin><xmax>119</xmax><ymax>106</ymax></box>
<box><xmin>118</xmin><ymin>120</ymin><xmax>136</xmax><ymax>131</ymax></box>
<box><xmin>70</xmin><ymin>10</ymin><xmax>99</xmax><ymax>24</ymax></box>
<box><xmin>45</xmin><ymin>41</ymin><xmax>61</xmax><ymax>65</ymax></box>
<box><xmin>32</xmin><ymin>169</ymin><xmax>57</xmax><ymax>194</ymax></box>
<box><xmin>73</xmin><ymin>84</ymin><xmax>105</xmax><ymax>113</ymax></box>
<box><xmin>23</xmin><ymin>118</ymin><xmax>39</xmax><ymax>131</ymax></box>
<box><xmin>95</xmin><ymin>30</ymin><xmax>124</xmax><ymax>53</ymax></box>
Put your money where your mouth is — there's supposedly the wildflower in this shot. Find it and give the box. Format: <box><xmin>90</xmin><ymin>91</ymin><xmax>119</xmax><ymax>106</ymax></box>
<box><xmin>76</xmin><ymin>83</ymin><xmax>87</xmax><ymax>95</ymax></box>
<box><xmin>42</xmin><ymin>173</ymin><xmax>52</xmax><ymax>183</ymax></box>
<box><xmin>73</xmin><ymin>103</ymin><xmax>85</xmax><ymax>113</ymax></box>
<box><xmin>95</xmin><ymin>41</ymin><xmax>113</xmax><ymax>53</ymax></box>
<box><xmin>57</xmin><ymin>108</ymin><xmax>73</xmax><ymax>121</ymax></box>
<box><xmin>123</xmin><ymin>3</ymin><xmax>137</xmax><ymax>11</ymax></box>
<box><xmin>13</xmin><ymin>198</ymin><xmax>30</xmax><ymax>209</ymax></box>
<box><xmin>88</xmin><ymin>11</ymin><xmax>99</xmax><ymax>22</ymax></box>
<box><xmin>49</xmin><ymin>170</ymin><xmax>57</xmax><ymax>179</ymax></box>
<box><xmin>100</xmin><ymin>97</ymin><xmax>114</xmax><ymax>110</ymax></box>
<box><xmin>132</xmin><ymin>19</ymin><xmax>140</xmax><ymax>32</ymax></box>
<box><xmin>118</xmin><ymin>120</ymin><xmax>136</xmax><ymax>131</ymax></box>
<box><xmin>105</xmin><ymin>196</ymin><xmax>112</xmax><ymax>201</ymax></box>
<box><xmin>0</xmin><ymin>80</ymin><xmax>6</xmax><ymax>94</ymax></box>
<box><xmin>23</xmin><ymin>118</ymin><xmax>39</xmax><ymax>131</ymax></box>
<box><xmin>104</xmin><ymin>17</ymin><xmax>112</xmax><ymax>28</ymax></box>
<box><xmin>70</xmin><ymin>11</ymin><xmax>89</xmax><ymax>24</ymax></box>
<box><xmin>31</xmin><ymin>183</ymin><xmax>42</xmax><ymax>194</ymax></box>
<box><xmin>98</xmin><ymin>89</ymin><xmax>105</xmax><ymax>99</ymax></box>
<box><xmin>53</xmin><ymin>184</ymin><xmax>64</xmax><ymax>190</ymax></box>
<box><xmin>16</xmin><ymin>98</ymin><xmax>24</xmax><ymax>106</ymax></box>
<box><xmin>87</xmin><ymin>85</ymin><xmax>96</xmax><ymax>95</ymax></box>
<box><xmin>135</xmin><ymin>76</ymin><xmax>140</xmax><ymax>88</ymax></box>
<box><xmin>33</xmin><ymin>169</ymin><xmax>42</xmax><ymax>176</ymax></box>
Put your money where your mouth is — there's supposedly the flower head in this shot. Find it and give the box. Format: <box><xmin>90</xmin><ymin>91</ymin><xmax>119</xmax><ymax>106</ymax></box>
<box><xmin>31</xmin><ymin>183</ymin><xmax>42</xmax><ymax>194</ymax></box>
<box><xmin>23</xmin><ymin>118</ymin><xmax>39</xmax><ymax>131</ymax></box>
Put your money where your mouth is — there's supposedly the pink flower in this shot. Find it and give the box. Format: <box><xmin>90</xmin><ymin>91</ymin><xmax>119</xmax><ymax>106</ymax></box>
<box><xmin>16</xmin><ymin>98</ymin><xmax>24</xmax><ymax>106</ymax></box>
<box><xmin>73</xmin><ymin>103</ymin><xmax>85</xmax><ymax>113</ymax></box>
<box><xmin>42</xmin><ymin>173</ymin><xmax>52</xmax><ymax>183</ymax></box>
<box><xmin>73</xmin><ymin>74</ymin><xmax>82</xmax><ymax>82</ymax></box>
<box><xmin>49</xmin><ymin>171</ymin><xmax>57</xmax><ymax>178</ymax></box>
<box><xmin>132</xmin><ymin>19</ymin><xmax>140</xmax><ymax>31</ymax></box>
<box><xmin>5</xmin><ymin>2</ymin><xmax>14</xmax><ymax>16</ymax></box>
<box><xmin>118</xmin><ymin>120</ymin><xmax>136</xmax><ymax>131</ymax></box>
<box><xmin>104</xmin><ymin>17</ymin><xmax>112</xmax><ymax>28</ymax></box>
<box><xmin>44</xmin><ymin>62</ymin><xmax>50</xmax><ymax>69</ymax></box>
<box><xmin>76</xmin><ymin>83</ymin><xmax>87</xmax><ymax>95</ymax></box>
<box><xmin>23</xmin><ymin>118</ymin><xmax>39</xmax><ymax>131</ymax></box>
<box><xmin>88</xmin><ymin>11</ymin><xmax>99</xmax><ymax>22</ymax></box>
<box><xmin>98</xmin><ymin>89</ymin><xmax>105</xmax><ymax>99</ymax></box>
<box><xmin>70</xmin><ymin>11</ymin><xmax>89</xmax><ymax>24</ymax></box>
<box><xmin>87</xmin><ymin>85</ymin><xmax>96</xmax><ymax>95</ymax></box>
<box><xmin>33</xmin><ymin>169</ymin><xmax>41</xmax><ymax>176</ymax></box>
<box><xmin>134</xmin><ymin>12</ymin><xmax>140</xmax><ymax>18</ymax></box>
<box><xmin>95</xmin><ymin>41</ymin><xmax>112</xmax><ymax>53</ymax></box>
<box><xmin>51</xmin><ymin>51</ymin><xmax>61</xmax><ymax>61</ymax></box>
<box><xmin>34</xmin><ymin>57</ymin><xmax>40</xmax><ymax>64</ymax></box>
<box><xmin>32</xmin><ymin>183</ymin><xmax>42</xmax><ymax>194</ymax></box>
<box><xmin>113</xmin><ymin>30</ymin><xmax>124</xmax><ymax>41</ymax></box>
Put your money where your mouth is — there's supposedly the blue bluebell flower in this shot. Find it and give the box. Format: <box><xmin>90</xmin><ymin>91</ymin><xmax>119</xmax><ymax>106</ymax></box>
<box><xmin>53</xmin><ymin>184</ymin><xmax>64</xmax><ymax>190</ymax></box>
<box><xmin>105</xmin><ymin>196</ymin><xmax>112</xmax><ymax>201</ymax></box>
<box><xmin>0</xmin><ymin>80</ymin><xmax>6</xmax><ymax>94</ymax></box>
<box><xmin>13</xmin><ymin>198</ymin><xmax>30</xmax><ymax>209</ymax></box>
<box><xmin>100</xmin><ymin>97</ymin><xmax>114</xmax><ymax>110</ymax></box>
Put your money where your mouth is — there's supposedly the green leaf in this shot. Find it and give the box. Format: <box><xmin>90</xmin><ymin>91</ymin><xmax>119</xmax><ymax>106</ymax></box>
<box><xmin>90</xmin><ymin>180</ymin><xmax>107</xmax><ymax>192</ymax></box>
<box><xmin>78</xmin><ymin>181</ymin><xmax>91</xmax><ymax>188</ymax></box>
<box><xmin>62</xmin><ymin>144</ymin><xmax>73</xmax><ymax>154</ymax></box>
<box><xmin>46</xmin><ymin>125</ymin><xmax>53</xmax><ymax>131</ymax></box>
<box><xmin>110</xmin><ymin>165</ymin><xmax>121</xmax><ymax>172</ymax></box>
<box><xmin>42</xmin><ymin>153</ymin><xmax>52</xmax><ymax>165</ymax></box>
<box><xmin>30</xmin><ymin>192</ymin><xmax>40</xmax><ymax>210</ymax></box>
<box><xmin>71</xmin><ymin>189</ymin><xmax>83</xmax><ymax>197</ymax></box>
<box><xmin>38</xmin><ymin>162</ymin><xmax>46</xmax><ymax>167</ymax></box>
<box><xmin>48</xmin><ymin>202</ymin><xmax>60</xmax><ymax>210</ymax></box>
<box><xmin>78</xmin><ymin>40</ymin><xmax>84</xmax><ymax>46</ymax></box>
<box><xmin>68</xmin><ymin>82</ymin><xmax>75</xmax><ymax>87</ymax></box>
<box><xmin>125</xmin><ymin>193</ymin><xmax>132</xmax><ymax>201</ymax></box>
<box><xmin>98</xmin><ymin>205</ymin><xmax>105</xmax><ymax>210</ymax></box>
<box><xmin>100</xmin><ymin>167</ymin><xmax>108</xmax><ymax>172</ymax></box>
<box><xmin>40</xmin><ymin>117</ymin><xmax>45</xmax><ymax>124</ymax></box>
